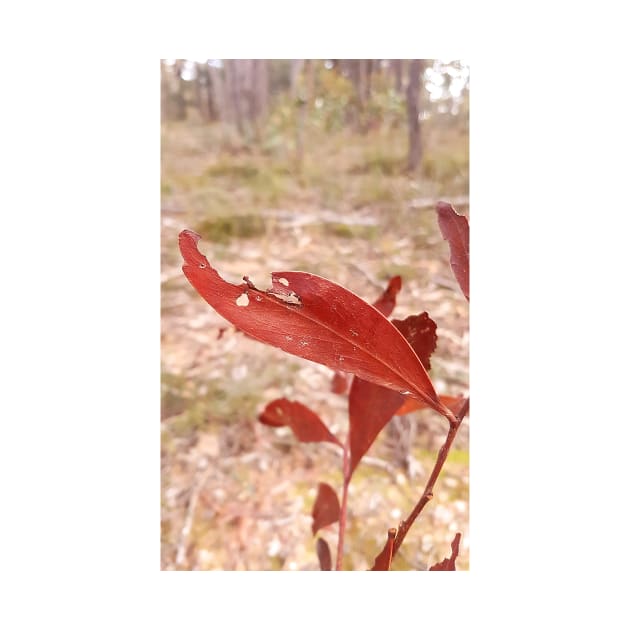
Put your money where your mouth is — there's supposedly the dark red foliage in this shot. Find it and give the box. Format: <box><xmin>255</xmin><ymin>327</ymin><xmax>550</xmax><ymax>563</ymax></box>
<box><xmin>428</xmin><ymin>532</ymin><xmax>462</xmax><ymax>571</ymax></box>
<box><xmin>316</xmin><ymin>538</ymin><xmax>332</xmax><ymax>571</ymax></box>
<box><xmin>393</xmin><ymin>313</ymin><xmax>437</xmax><ymax>371</ymax></box>
<box><xmin>258</xmin><ymin>398</ymin><xmax>342</xmax><ymax>447</ymax></box>
<box><xmin>179</xmin><ymin>226</ymin><xmax>468</xmax><ymax>571</ymax></box>
<box><xmin>437</xmin><ymin>202</ymin><xmax>469</xmax><ymax>301</ymax></box>
<box><xmin>312</xmin><ymin>483</ymin><xmax>341</xmax><ymax>536</ymax></box>
<box><xmin>179</xmin><ymin>230</ymin><xmax>449</xmax><ymax>418</ymax></box>
<box><xmin>348</xmin><ymin>312</ymin><xmax>439</xmax><ymax>476</ymax></box>
<box><xmin>370</xmin><ymin>528</ymin><xmax>397</xmax><ymax>571</ymax></box>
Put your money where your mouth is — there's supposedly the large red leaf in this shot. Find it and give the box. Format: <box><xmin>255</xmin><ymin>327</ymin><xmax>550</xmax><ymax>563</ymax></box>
<box><xmin>370</xmin><ymin>528</ymin><xmax>397</xmax><ymax>571</ymax></box>
<box><xmin>180</xmin><ymin>230</ymin><xmax>448</xmax><ymax>417</ymax></box>
<box><xmin>348</xmin><ymin>313</ymin><xmax>439</xmax><ymax>476</ymax></box>
<box><xmin>311</xmin><ymin>482</ymin><xmax>341</xmax><ymax>536</ymax></box>
<box><xmin>428</xmin><ymin>532</ymin><xmax>462</xmax><ymax>571</ymax></box>
<box><xmin>437</xmin><ymin>202</ymin><xmax>469</xmax><ymax>301</ymax></box>
<box><xmin>258</xmin><ymin>398</ymin><xmax>342</xmax><ymax>448</ymax></box>
<box><xmin>316</xmin><ymin>538</ymin><xmax>332</xmax><ymax>571</ymax></box>
<box><xmin>330</xmin><ymin>275</ymin><xmax>401</xmax><ymax>396</ymax></box>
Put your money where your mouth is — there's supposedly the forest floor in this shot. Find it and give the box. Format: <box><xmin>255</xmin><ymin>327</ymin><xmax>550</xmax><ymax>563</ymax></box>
<box><xmin>160</xmin><ymin>117</ymin><xmax>469</xmax><ymax>570</ymax></box>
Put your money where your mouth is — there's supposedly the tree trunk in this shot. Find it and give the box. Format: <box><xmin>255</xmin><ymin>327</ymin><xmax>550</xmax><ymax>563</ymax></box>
<box><xmin>305</xmin><ymin>59</ymin><xmax>316</xmax><ymax>104</ymax></box>
<box><xmin>247</xmin><ymin>59</ymin><xmax>268</xmax><ymax>142</ymax></box>
<box><xmin>391</xmin><ymin>59</ymin><xmax>404</xmax><ymax>93</ymax></box>
<box><xmin>365</xmin><ymin>59</ymin><xmax>373</xmax><ymax>101</ymax></box>
<box><xmin>160</xmin><ymin>61</ymin><xmax>170</xmax><ymax>121</ymax></box>
<box><xmin>195</xmin><ymin>62</ymin><xmax>212</xmax><ymax>121</ymax></box>
<box><xmin>242</xmin><ymin>59</ymin><xmax>256</xmax><ymax>130</ymax></box>
<box><xmin>290</xmin><ymin>59</ymin><xmax>304</xmax><ymax>99</ymax></box>
<box><xmin>208</xmin><ymin>63</ymin><xmax>228</xmax><ymax>123</ymax></box>
<box><xmin>252</xmin><ymin>59</ymin><xmax>269</xmax><ymax>121</ymax></box>
<box><xmin>223</xmin><ymin>60</ymin><xmax>242</xmax><ymax>134</ymax></box>
<box><xmin>173</xmin><ymin>60</ymin><xmax>187</xmax><ymax>120</ymax></box>
<box><xmin>406</xmin><ymin>59</ymin><xmax>424</xmax><ymax>172</ymax></box>
<box><xmin>161</xmin><ymin>60</ymin><xmax>187</xmax><ymax>121</ymax></box>
<box><xmin>358</xmin><ymin>59</ymin><xmax>368</xmax><ymax>106</ymax></box>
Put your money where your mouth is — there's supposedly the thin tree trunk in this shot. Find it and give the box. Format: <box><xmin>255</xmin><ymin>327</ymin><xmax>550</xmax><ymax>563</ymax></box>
<box><xmin>196</xmin><ymin>62</ymin><xmax>212</xmax><ymax>121</ymax></box>
<box><xmin>358</xmin><ymin>59</ymin><xmax>368</xmax><ymax>106</ymax></box>
<box><xmin>391</xmin><ymin>59</ymin><xmax>404</xmax><ymax>93</ymax></box>
<box><xmin>290</xmin><ymin>59</ymin><xmax>304</xmax><ymax>99</ymax></box>
<box><xmin>250</xmin><ymin>59</ymin><xmax>269</xmax><ymax>142</ymax></box>
<box><xmin>242</xmin><ymin>59</ymin><xmax>256</xmax><ymax>133</ymax></box>
<box><xmin>208</xmin><ymin>64</ymin><xmax>228</xmax><ymax>123</ymax></box>
<box><xmin>225</xmin><ymin>59</ymin><xmax>245</xmax><ymax>135</ymax></box>
<box><xmin>253</xmin><ymin>59</ymin><xmax>269</xmax><ymax>120</ymax></box>
<box><xmin>305</xmin><ymin>59</ymin><xmax>315</xmax><ymax>104</ymax></box>
<box><xmin>164</xmin><ymin>59</ymin><xmax>186</xmax><ymax>120</ymax></box>
<box><xmin>365</xmin><ymin>59</ymin><xmax>373</xmax><ymax>101</ymax></box>
<box><xmin>160</xmin><ymin>60</ymin><xmax>170</xmax><ymax>121</ymax></box>
<box><xmin>407</xmin><ymin>59</ymin><xmax>424</xmax><ymax>171</ymax></box>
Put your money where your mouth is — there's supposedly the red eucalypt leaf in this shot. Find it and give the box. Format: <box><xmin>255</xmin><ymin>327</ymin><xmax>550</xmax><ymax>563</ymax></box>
<box><xmin>258</xmin><ymin>398</ymin><xmax>342</xmax><ymax>448</ymax></box>
<box><xmin>370</xmin><ymin>527</ymin><xmax>397</xmax><ymax>571</ymax></box>
<box><xmin>348</xmin><ymin>313</ymin><xmax>438</xmax><ymax>477</ymax></box>
<box><xmin>316</xmin><ymin>538</ymin><xmax>332</xmax><ymax>571</ymax></box>
<box><xmin>312</xmin><ymin>482</ymin><xmax>341</xmax><ymax>536</ymax></box>
<box><xmin>330</xmin><ymin>275</ymin><xmax>401</xmax><ymax>396</ymax></box>
<box><xmin>429</xmin><ymin>532</ymin><xmax>462</xmax><ymax>571</ymax></box>
<box><xmin>180</xmin><ymin>230</ymin><xmax>449</xmax><ymax>418</ymax></box>
<box><xmin>331</xmin><ymin>275</ymin><xmax>401</xmax><ymax>395</ymax></box>
<box><xmin>437</xmin><ymin>201</ymin><xmax>469</xmax><ymax>301</ymax></box>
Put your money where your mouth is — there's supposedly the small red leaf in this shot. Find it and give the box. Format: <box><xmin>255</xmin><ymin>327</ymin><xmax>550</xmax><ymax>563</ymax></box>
<box><xmin>396</xmin><ymin>394</ymin><xmax>465</xmax><ymax>416</ymax></box>
<box><xmin>437</xmin><ymin>202</ymin><xmax>469</xmax><ymax>301</ymax></box>
<box><xmin>348</xmin><ymin>313</ymin><xmax>439</xmax><ymax>476</ymax></box>
<box><xmin>331</xmin><ymin>371</ymin><xmax>350</xmax><ymax>395</ymax></box>
<box><xmin>180</xmin><ymin>230</ymin><xmax>449</xmax><ymax>418</ymax></box>
<box><xmin>312</xmin><ymin>482</ymin><xmax>341</xmax><ymax>536</ymax></box>
<box><xmin>393</xmin><ymin>313</ymin><xmax>437</xmax><ymax>371</ymax></box>
<box><xmin>372</xmin><ymin>275</ymin><xmax>402</xmax><ymax>317</ymax></box>
<box><xmin>348</xmin><ymin>377</ymin><xmax>404</xmax><ymax>477</ymax></box>
<box><xmin>258</xmin><ymin>398</ymin><xmax>342</xmax><ymax>447</ymax></box>
<box><xmin>370</xmin><ymin>528</ymin><xmax>397</xmax><ymax>571</ymax></box>
<box><xmin>429</xmin><ymin>532</ymin><xmax>462</xmax><ymax>571</ymax></box>
<box><xmin>316</xmin><ymin>538</ymin><xmax>332</xmax><ymax>571</ymax></box>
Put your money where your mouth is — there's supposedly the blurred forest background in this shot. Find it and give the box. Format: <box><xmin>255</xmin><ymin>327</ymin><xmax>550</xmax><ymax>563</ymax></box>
<box><xmin>161</xmin><ymin>59</ymin><xmax>469</xmax><ymax>570</ymax></box>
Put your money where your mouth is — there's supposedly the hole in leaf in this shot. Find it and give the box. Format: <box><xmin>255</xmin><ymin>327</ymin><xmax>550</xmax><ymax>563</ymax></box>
<box><xmin>236</xmin><ymin>293</ymin><xmax>249</xmax><ymax>307</ymax></box>
<box><xmin>278</xmin><ymin>278</ymin><xmax>290</xmax><ymax>286</ymax></box>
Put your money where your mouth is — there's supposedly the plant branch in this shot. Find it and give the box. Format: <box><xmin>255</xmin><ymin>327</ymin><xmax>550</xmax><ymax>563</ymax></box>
<box><xmin>390</xmin><ymin>397</ymin><xmax>469</xmax><ymax>560</ymax></box>
<box><xmin>335</xmin><ymin>431</ymin><xmax>352</xmax><ymax>570</ymax></box>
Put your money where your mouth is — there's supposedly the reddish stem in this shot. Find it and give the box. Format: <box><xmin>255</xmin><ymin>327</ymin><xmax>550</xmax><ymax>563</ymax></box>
<box><xmin>335</xmin><ymin>432</ymin><xmax>351</xmax><ymax>570</ymax></box>
<box><xmin>390</xmin><ymin>397</ymin><xmax>469</xmax><ymax>560</ymax></box>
